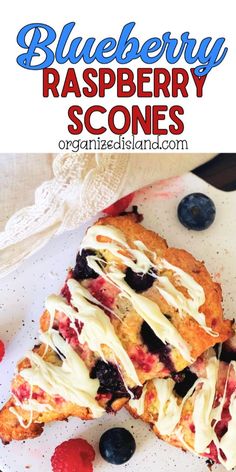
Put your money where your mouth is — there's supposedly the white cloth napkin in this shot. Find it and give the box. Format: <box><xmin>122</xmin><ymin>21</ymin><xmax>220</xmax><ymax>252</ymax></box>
<box><xmin>0</xmin><ymin>153</ymin><xmax>214</xmax><ymax>278</ymax></box>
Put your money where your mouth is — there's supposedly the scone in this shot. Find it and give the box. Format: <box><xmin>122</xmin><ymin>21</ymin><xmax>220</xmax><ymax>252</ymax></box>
<box><xmin>0</xmin><ymin>213</ymin><xmax>232</xmax><ymax>443</ymax></box>
<box><xmin>127</xmin><ymin>334</ymin><xmax>236</xmax><ymax>470</ymax></box>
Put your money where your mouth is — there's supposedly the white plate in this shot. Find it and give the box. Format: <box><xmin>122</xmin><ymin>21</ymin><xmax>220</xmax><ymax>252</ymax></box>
<box><xmin>0</xmin><ymin>172</ymin><xmax>235</xmax><ymax>472</ymax></box>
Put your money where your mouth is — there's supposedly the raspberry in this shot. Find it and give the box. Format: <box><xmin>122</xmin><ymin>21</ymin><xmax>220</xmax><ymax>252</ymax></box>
<box><xmin>51</xmin><ymin>438</ymin><xmax>95</xmax><ymax>472</ymax></box>
<box><xmin>0</xmin><ymin>340</ymin><xmax>5</xmax><ymax>362</ymax></box>
<box><xmin>12</xmin><ymin>382</ymin><xmax>31</xmax><ymax>402</ymax></box>
<box><xmin>58</xmin><ymin>316</ymin><xmax>82</xmax><ymax>348</ymax></box>
<box><xmin>88</xmin><ymin>276</ymin><xmax>119</xmax><ymax>309</ymax></box>
<box><xmin>90</xmin><ymin>360</ymin><xmax>128</xmax><ymax>397</ymax></box>
<box><xmin>130</xmin><ymin>347</ymin><xmax>156</xmax><ymax>373</ymax></box>
<box><xmin>103</xmin><ymin>193</ymin><xmax>134</xmax><ymax>216</ymax></box>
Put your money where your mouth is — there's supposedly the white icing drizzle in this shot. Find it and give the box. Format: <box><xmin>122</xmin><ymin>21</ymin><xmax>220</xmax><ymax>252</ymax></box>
<box><xmin>192</xmin><ymin>359</ymin><xmax>236</xmax><ymax>470</ymax></box>
<box><xmin>145</xmin><ymin>355</ymin><xmax>236</xmax><ymax>470</ymax></box>
<box><xmin>175</xmin><ymin>427</ymin><xmax>199</xmax><ymax>455</ymax></box>
<box><xmin>10</xmin><ymin>381</ymin><xmax>54</xmax><ymax>429</ymax></box>
<box><xmin>216</xmin><ymin>390</ymin><xmax>236</xmax><ymax>469</ymax></box>
<box><xmin>159</xmin><ymin>259</ymin><xmax>205</xmax><ymax>314</ymax></box>
<box><xmin>9</xmin><ymin>397</ymin><xmax>54</xmax><ymax>429</ymax></box>
<box><xmin>154</xmin><ymin>376</ymin><xmax>200</xmax><ymax>436</ymax></box>
<box><xmin>211</xmin><ymin>358</ymin><xmax>231</xmax><ymax>423</ymax></box>
<box><xmin>129</xmin><ymin>384</ymin><xmax>148</xmax><ymax>416</ymax></box>
<box><xmin>19</xmin><ymin>330</ymin><xmax>104</xmax><ymax>419</ymax></box>
<box><xmin>81</xmin><ymin>224</ymin><xmax>153</xmax><ymax>274</ymax></box>
<box><xmin>10</xmin><ymin>384</ymin><xmax>34</xmax><ymax>429</ymax></box>
<box><xmin>211</xmin><ymin>361</ymin><xmax>236</xmax><ymax>470</ymax></box>
<box><xmin>11</xmin><ymin>267</ymin><xmax>144</xmax><ymax>427</ymax></box>
<box><xmin>10</xmin><ymin>222</ymin><xmax>218</xmax><ymax>436</ymax></box>
<box><xmin>157</xmin><ymin>259</ymin><xmax>217</xmax><ymax>337</ymax></box>
<box><xmin>82</xmin><ymin>224</ymin><xmax>216</xmax><ymax>360</ymax></box>
<box><xmin>192</xmin><ymin>356</ymin><xmax>219</xmax><ymax>452</ymax></box>
<box><xmin>17</xmin><ymin>398</ymin><xmax>53</xmax><ymax>413</ymax></box>
<box><xmin>87</xmin><ymin>258</ymin><xmax>193</xmax><ymax>363</ymax></box>
<box><xmin>46</xmin><ymin>279</ymin><xmax>141</xmax><ymax>386</ymax></box>
<box><xmin>150</xmin><ymin>356</ymin><xmax>218</xmax><ymax>445</ymax></box>
<box><xmin>9</xmin><ymin>406</ymin><xmax>34</xmax><ymax>429</ymax></box>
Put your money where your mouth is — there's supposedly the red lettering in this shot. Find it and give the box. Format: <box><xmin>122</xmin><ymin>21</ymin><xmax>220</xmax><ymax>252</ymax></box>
<box><xmin>152</xmin><ymin>106</ymin><xmax>168</xmax><ymax>135</ymax></box>
<box><xmin>108</xmin><ymin>106</ymin><xmax>130</xmax><ymax>134</ymax></box>
<box><xmin>154</xmin><ymin>69</ymin><xmax>171</xmax><ymax>97</ymax></box>
<box><xmin>43</xmin><ymin>68</ymin><xmax>59</xmax><ymax>97</ymax></box>
<box><xmin>68</xmin><ymin>106</ymin><xmax>83</xmax><ymax>134</ymax></box>
<box><xmin>169</xmin><ymin>106</ymin><xmax>184</xmax><ymax>134</ymax></box>
<box><xmin>117</xmin><ymin>69</ymin><xmax>136</xmax><ymax>97</ymax></box>
<box><xmin>85</xmin><ymin>106</ymin><xmax>106</xmax><ymax>134</ymax></box>
<box><xmin>191</xmin><ymin>68</ymin><xmax>207</xmax><ymax>97</ymax></box>
<box><xmin>82</xmin><ymin>69</ymin><xmax>98</xmax><ymax>97</ymax></box>
<box><xmin>99</xmin><ymin>68</ymin><xmax>116</xmax><ymax>97</ymax></box>
<box><xmin>137</xmin><ymin>68</ymin><xmax>152</xmax><ymax>97</ymax></box>
<box><xmin>132</xmin><ymin>105</ymin><xmax>151</xmax><ymax>134</ymax></box>
<box><xmin>172</xmin><ymin>69</ymin><xmax>189</xmax><ymax>97</ymax></box>
<box><xmin>61</xmin><ymin>68</ymin><xmax>81</xmax><ymax>97</ymax></box>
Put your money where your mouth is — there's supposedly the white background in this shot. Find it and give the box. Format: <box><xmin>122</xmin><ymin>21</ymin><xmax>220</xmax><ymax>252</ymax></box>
<box><xmin>0</xmin><ymin>0</ymin><xmax>235</xmax><ymax>152</ymax></box>
<box><xmin>1</xmin><ymin>173</ymin><xmax>235</xmax><ymax>471</ymax></box>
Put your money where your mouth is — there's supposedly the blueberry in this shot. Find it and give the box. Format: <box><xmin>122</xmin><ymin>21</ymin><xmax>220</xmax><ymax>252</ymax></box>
<box><xmin>215</xmin><ymin>337</ymin><xmax>236</xmax><ymax>363</ymax></box>
<box><xmin>130</xmin><ymin>385</ymin><xmax>143</xmax><ymax>399</ymax></box>
<box><xmin>206</xmin><ymin>458</ymin><xmax>215</xmax><ymax>468</ymax></box>
<box><xmin>177</xmin><ymin>193</ymin><xmax>216</xmax><ymax>231</ymax></box>
<box><xmin>90</xmin><ymin>360</ymin><xmax>128</xmax><ymax>397</ymax></box>
<box><xmin>141</xmin><ymin>321</ymin><xmax>166</xmax><ymax>354</ymax></box>
<box><xmin>219</xmin><ymin>348</ymin><xmax>236</xmax><ymax>364</ymax></box>
<box><xmin>173</xmin><ymin>367</ymin><xmax>198</xmax><ymax>397</ymax></box>
<box><xmin>124</xmin><ymin>267</ymin><xmax>155</xmax><ymax>292</ymax></box>
<box><xmin>140</xmin><ymin>321</ymin><xmax>174</xmax><ymax>372</ymax></box>
<box><xmin>99</xmin><ymin>428</ymin><xmax>136</xmax><ymax>465</ymax></box>
<box><xmin>73</xmin><ymin>249</ymin><xmax>98</xmax><ymax>280</ymax></box>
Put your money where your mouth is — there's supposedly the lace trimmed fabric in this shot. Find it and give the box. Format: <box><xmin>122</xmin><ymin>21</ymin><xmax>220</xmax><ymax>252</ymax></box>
<box><xmin>0</xmin><ymin>153</ymin><xmax>214</xmax><ymax>278</ymax></box>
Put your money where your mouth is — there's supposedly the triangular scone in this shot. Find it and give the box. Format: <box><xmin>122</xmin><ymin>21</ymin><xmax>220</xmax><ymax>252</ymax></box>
<box><xmin>127</xmin><ymin>333</ymin><xmax>236</xmax><ymax>470</ymax></box>
<box><xmin>0</xmin><ymin>213</ymin><xmax>232</xmax><ymax>443</ymax></box>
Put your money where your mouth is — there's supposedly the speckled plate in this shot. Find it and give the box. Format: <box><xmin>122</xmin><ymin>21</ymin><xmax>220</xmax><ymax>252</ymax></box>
<box><xmin>0</xmin><ymin>173</ymin><xmax>235</xmax><ymax>472</ymax></box>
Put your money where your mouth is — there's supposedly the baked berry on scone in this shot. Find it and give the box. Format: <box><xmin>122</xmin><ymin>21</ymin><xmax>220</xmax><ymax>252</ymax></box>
<box><xmin>76</xmin><ymin>213</ymin><xmax>231</xmax><ymax>378</ymax></box>
<box><xmin>127</xmin><ymin>333</ymin><xmax>236</xmax><ymax>470</ymax></box>
<box><xmin>0</xmin><ymin>213</ymin><xmax>232</xmax><ymax>443</ymax></box>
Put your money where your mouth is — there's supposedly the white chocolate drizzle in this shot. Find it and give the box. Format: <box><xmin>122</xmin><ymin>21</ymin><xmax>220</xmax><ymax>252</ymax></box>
<box><xmin>211</xmin><ymin>361</ymin><xmax>236</xmax><ymax>470</ymax></box>
<box><xmin>150</xmin><ymin>356</ymin><xmax>218</xmax><ymax>442</ymax></box>
<box><xmin>82</xmin><ymin>223</ymin><xmax>217</xmax><ymax>361</ymax></box>
<box><xmin>46</xmin><ymin>280</ymin><xmax>141</xmax><ymax>386</ymax></box>
<box><xmin>87</xmin><ymin>257</ymin><xmax>192</xmax><ymax>362</ymax></box>
<box><xmin>11</xmin><ymin>271</ymin><xmax>143</xmax><ymax>427</ymax></box>
<box><xmin>129</xmin><ymin>384</ymin><xmax>148</xmax><ymax>416</ymax></box>
<box><xmin>156</xmin><ymin>259</ymin><xmax>217</xmax><ymax>337</ymax></box>
<box><xmin>134</xmin><ymin>354</ymin><xmax>236</xmax><ymax>470</ymax></box>
<box><xmin>81</xmin><ymin>225</ymin><xmax>153</xmax><ymax>274</ymax></box>
<box><xmin>216</xmin><ymin>390</ymin><xmax>236</xmax><ymax>469</ymax></box>
<box><xmin>9</xmin><ymin>397</ymin><xmax>53</xmax><ymax>429</ymax></box>
<box><xmin>10</xmin><ymin>222</ymin><xmax>219</xmax><ymax>432</ymax></box>
<box><xmin>20</xmin><ymin>330</ymin><xmax>104</xmax><ymax>418</ymax></box>
<box><xmin>154</xmin><ymin>375</ymin><xmax>201</xmax><ymax>436</ymax></box>
<box><xmin>192</xmin><ymin>356</ymin><xmax>219</xmax><ymax>452</ymax></box>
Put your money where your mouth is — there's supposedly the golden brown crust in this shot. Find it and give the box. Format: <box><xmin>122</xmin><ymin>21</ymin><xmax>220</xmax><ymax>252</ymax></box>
<box><xmin>94</xmin><ymin>215</ymin><xmax>232</xmax><ymax>378</ymax></box>
<box><xmin>0</xmin><ymin>399</ymin><xmax>44</xmax><ymax>443</ymax></box>
<box><xmin>126</xmin><ymin>379</ymin><xmax>194</xmax><ymax>451</ymax></box>
<box><xmin>0</xmin><ymin>345</ymin><xmax>94</xmax><ymax>442</ymax></box>
<box><xmin>145</xmin><ymin>246</ymin><xmax>232</xmax><ymax>360</ymax></box>
<box><xmin>127</xmin><ymin>350</ymin><xmax>236</xmax><ymax>458</ymax></box>
<box><xmin>96</xmin><ymin>214</ymin><xmax>168</xmax><ymax>255</ymax></box>
<box><xmin>0</xmin><ymin>214</ymin><xmax>232</xmax><ymax>442</ymax></box>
